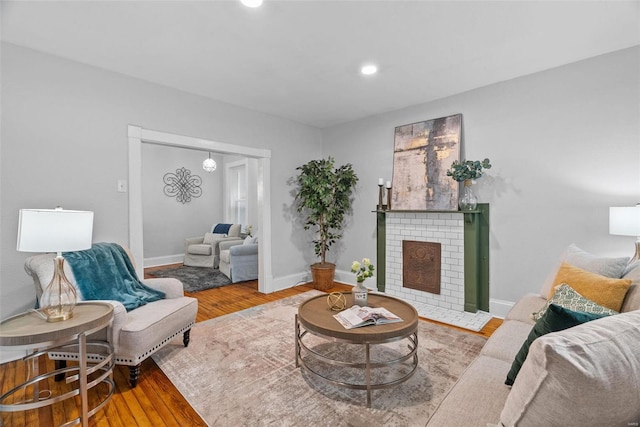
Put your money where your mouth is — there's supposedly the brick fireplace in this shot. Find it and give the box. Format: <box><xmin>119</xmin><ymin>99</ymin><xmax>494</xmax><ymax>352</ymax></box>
<box><xmin>377</xmin><ymin>208</ymin><xmax>491</xmax><ymax>331</ymax></box>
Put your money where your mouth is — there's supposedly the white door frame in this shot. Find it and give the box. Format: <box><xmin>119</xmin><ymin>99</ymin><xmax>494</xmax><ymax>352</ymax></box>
<box><xmin>127</xmin><ymin>125</ymin><xmax>273</xmax><ymax>293</ymax></box>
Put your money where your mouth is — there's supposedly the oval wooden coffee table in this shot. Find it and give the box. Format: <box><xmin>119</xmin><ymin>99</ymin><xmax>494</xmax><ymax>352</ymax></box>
<box><xmin>295</xmin><ymin>292</ymin><xmax>419</xmax><ymax>407</ymax></box>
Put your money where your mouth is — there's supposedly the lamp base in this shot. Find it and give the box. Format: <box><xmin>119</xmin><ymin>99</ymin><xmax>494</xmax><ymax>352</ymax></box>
<box><xmin>46</xmin><ymin>311</ymin><xmax>74</xmax><ymax>322</ymax></box>
<box><xmin>631</xmin><ymin>240</ymin><xmax>640</xmax><ymax>264</ymax></box>
<box><xmin>40</xmin><ymin>256</ymin><xmax>78</xmax><ymax>322</ymax></box>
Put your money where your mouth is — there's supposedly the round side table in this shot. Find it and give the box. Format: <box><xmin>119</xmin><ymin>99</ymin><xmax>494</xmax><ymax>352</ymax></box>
<box><xmin>0</xmin><ymin>302</ymin><xmax>114</xmax><ymax>427</ymax></box>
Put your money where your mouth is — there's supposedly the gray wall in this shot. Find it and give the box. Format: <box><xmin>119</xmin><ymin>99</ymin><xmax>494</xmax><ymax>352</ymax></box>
<box><xmin>142</xmin><ymin>144</ymin><xmax>223</xmax><ymax>261</ymax></box>
<box><xmin>1</xmin><ymin>42</ymin><xmax>638</xmax><ymax>320</ymax></box>
<box><xmin>324</xmin><ymin>46</ymin><xmax>640</xmax><ymax>313</ymax></box>
<box><xmin>0</xmin><ymin>43</ymin><xmax>322</xmax><ymax>318</ymax></box>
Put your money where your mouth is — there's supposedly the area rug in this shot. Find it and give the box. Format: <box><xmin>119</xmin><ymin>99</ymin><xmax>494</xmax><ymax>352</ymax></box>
<box><xmin>147</xmin><ymin>266</ymin><xmax>231</xmax><ymax>292</ymax></box>
<box><xmin>152</xmin><ymin>291</ymin><xmax>487</xmax><ymax>426</ymax></box>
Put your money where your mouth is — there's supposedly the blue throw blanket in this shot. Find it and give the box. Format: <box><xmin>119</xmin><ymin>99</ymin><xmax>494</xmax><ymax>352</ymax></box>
<box><xmin>64</xmin><ymin>243</ymin><xmax>165</xmax><ymax>311</ymax></box>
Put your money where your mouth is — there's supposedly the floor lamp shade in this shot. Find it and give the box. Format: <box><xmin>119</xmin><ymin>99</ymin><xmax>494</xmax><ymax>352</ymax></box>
<box><xmin>609</xmin><ymin>205</ymin><xmax>640</xmax><ymax>263</ymax></box>
<box><xmin>17</xmin><ymin>208</ymin><xmax>94</xmax><ymax>322</ymax></box>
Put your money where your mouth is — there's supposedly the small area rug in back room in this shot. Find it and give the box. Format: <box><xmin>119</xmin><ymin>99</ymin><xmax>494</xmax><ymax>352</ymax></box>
<box><xmin>147</xmin><ymin>266</ymin><xmax>231</xmax><ymax>292</ymax></box>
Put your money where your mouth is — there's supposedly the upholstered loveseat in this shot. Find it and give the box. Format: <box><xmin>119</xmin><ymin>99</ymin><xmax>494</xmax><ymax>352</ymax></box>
<box><xmin>427</xmin><ymin>245</ymin><xmax>640</xmax><ymax>426</ymax></box>
<box><xmin>24</xmin><ymin>244</ymin><xmax>198</xmax><ymax>388</ymax></box>
<box><xmin>184</xmin><ymin>223</ymin><xmax>243</xmax><ymax>268</ymax></box>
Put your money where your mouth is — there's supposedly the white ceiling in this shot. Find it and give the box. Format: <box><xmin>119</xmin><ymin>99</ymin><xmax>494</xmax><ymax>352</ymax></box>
<box><xmin>2</xmin><ymin>1</ymin><xmax>639</xmax><ymax>128</ymax></box>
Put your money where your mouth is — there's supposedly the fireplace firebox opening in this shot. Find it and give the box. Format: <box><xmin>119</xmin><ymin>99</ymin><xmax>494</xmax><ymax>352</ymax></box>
<box><xmin>402</xmin><ymin>240</ymin><xmax>441</xmax><ymax>295</ymax></box>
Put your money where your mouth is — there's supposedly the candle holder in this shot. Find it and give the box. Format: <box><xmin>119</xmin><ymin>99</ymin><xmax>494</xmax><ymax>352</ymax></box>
<box><xmin>386</xmin><ymin>186</ymin><xmax>392</xmax><ymax>210</ymax></box>
<box><xmin>377</xmin><ymin>184</ymin><xmax>386</xmax><ymax>210</ymax></box>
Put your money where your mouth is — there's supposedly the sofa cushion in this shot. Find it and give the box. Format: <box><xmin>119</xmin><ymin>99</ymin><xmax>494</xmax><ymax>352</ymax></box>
<box><xmin>188</xmin><ymin>244</ymin><xmax>212</xmax><ymax>256</ymax></box>
<box><xmin>426</xmin><ymin>355</ymin><xmax>512</xmax><ymax>427</ymax></box>
<box><xmin>532</xmin><ymin>284</ymin><xmax>617</xmax><ymax>321</ymax></box>
<box><xmin>500</xmin><ymin>310</ymin><xmax>640</xmax><ymax>427</ymax></box>
<box><xmin>504</xmin><ymin>293</ymin><xmax>546</xmax><ymax>324</ymax></box>
<box><xmin>480</xmin><ymin>320</ymin><xmax>534</xmax><ymax>363</ymax></box>
<box><xmin>540</xmin><ymin>244</ymin><xmax>629</xmax><ymax>297</ymax></box>
<box><xmin>548</xmin><ymin>262</ymin><xmax>631</xmax><ymax>311</ymax></box>
<box><xmin>505</xmin><ymin>304</ymin><xmax>608</xmax><ymax>386</ymax></box>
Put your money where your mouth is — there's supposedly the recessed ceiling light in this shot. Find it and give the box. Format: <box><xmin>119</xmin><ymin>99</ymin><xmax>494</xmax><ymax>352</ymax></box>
<box><xmin>241</xmin><ymin>0</ymin><xmax>263</xmax><ymax>8</ymax></box>
<box><xmin>361</xmin><ymin>64</ymin><xmax>378</xmax><ymax>75</ymax></box>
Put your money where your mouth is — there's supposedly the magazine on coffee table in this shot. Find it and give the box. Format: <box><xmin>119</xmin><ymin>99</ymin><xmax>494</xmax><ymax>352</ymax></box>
<box><xmin>334</xmin><ymin>305</ymin><xmax>403</xmax><ymax>329</ymax></box>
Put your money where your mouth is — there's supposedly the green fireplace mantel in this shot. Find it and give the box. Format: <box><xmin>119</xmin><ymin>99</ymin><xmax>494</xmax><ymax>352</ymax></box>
<box><xmin>375</xmin><ymin>204</ymin><xmax>490</xmax><ymax>313</ymax></box>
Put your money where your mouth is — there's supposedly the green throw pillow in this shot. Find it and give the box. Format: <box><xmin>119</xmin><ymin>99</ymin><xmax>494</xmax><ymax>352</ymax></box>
<box><xmin>505</xmin><ymin>304</ymin><xmax>609</xmax><ymax>386</ymax></box>
<box><xmin>531</xmin><ymin>284</ymin><xmax>618</xmax><ymax>321</ymax></box>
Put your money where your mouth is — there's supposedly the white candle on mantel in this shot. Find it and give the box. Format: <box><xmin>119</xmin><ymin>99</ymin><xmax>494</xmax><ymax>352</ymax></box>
<box><xmin>378</xmin><ymin>178</ymin><xmax>384</xmax><ymax>186</ymax></box>
<box><xmin>386</xmin><ymin>181</ymin><xmax>392</xmax><ymax>188</ymax></box>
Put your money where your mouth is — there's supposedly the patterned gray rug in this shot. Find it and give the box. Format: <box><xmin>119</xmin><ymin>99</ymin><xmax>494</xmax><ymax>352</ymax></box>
<box><xmin>147</xmin><ymin>265</ymin><xmax>231</xmax><ymax>292</ymax></box>
<box><xmin>152</xmin><ymin>291</ymin><xmax>487</xmax><ymax>426</ymax></box>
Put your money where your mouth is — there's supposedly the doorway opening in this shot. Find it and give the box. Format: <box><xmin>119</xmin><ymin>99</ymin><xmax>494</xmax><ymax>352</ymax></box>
<box><xmin>127</xmin><ymin>125</ymin><xmax>273</xmax><ymax>293</ymax></box>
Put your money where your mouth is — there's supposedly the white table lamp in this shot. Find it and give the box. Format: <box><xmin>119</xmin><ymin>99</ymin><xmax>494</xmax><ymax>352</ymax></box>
<box><xmin>17</xmin><ymin>207</ymin><xmax>94</xmax><ymax>322</ymax></box>
<box><xmin>609</xmin><ymin>205</ymin><xmax>640</xmax><ymax>263</ymax></box>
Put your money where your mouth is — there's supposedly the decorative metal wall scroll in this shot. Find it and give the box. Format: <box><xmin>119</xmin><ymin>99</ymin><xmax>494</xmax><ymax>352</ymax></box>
<box><xmin>163</xmin><ymin>167</ymin><xmax>202</xmax><ymax>204</ymax></box>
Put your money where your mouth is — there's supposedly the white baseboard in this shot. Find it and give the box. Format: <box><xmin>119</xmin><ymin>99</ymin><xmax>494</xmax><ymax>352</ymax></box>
<box><xmin>144</xmin><ymin>254</ymin><xmax>183</xmax><ymax>268</ymax></box>
<box><xmin>489</xmin><ymin>298</ymin><xmax>515</xmax><ymax>319</ymax></box>
<box><xmin>270</xmin><ymin>272</ymin><xmax>310</xmax><ymax>292</ymax></box>
<box><xmin>270</xmin><ymin>268</ymin><xmax>358</xmax><ymax>292</ymax></box>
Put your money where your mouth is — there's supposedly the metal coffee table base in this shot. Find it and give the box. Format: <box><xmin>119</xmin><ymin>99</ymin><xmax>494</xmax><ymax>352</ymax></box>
<box><xmin>295</xmin><ymin>314</ymin><xmax>419</xmax><ymax>408</ymax></box>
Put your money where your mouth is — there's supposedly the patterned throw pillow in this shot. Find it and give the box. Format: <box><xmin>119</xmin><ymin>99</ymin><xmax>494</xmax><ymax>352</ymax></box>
<box><xmin>532</xmin><ymin>284</ymin><xmax>618</xmax><ymax>321</ymax></box>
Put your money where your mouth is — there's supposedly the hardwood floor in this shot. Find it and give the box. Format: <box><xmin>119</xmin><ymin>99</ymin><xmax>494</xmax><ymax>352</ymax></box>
<box><xmin>1</xmin><ymin>266</ymin><xmax>502</xmax><ymax>426</ymax></box>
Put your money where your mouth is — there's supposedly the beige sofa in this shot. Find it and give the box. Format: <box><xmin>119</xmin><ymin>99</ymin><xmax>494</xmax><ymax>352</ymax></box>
<box><xmin>427</xmin><ymin>247</ymin><xmax>640</xmax><ymax>426</ymax></box>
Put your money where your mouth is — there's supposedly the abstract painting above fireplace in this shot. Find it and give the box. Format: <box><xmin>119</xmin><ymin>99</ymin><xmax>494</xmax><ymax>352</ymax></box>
<box><xmin>391</xmin><ymin>114</ymin><xmax>461</xmax><ymax>211</ymax></box>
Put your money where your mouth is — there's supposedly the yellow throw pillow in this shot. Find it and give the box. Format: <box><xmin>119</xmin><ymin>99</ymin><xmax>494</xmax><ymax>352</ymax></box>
<box><xmin>548</xmin><ymin>262</ymin><xmax>631</xmax><ymax>311</ymax></box>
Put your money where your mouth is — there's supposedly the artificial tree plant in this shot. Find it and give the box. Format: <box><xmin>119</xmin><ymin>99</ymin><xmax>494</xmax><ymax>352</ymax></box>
<box><xmin>294</xmin><ymin>157</ymin><xmax>358</xmax><ymax>290</ymax></box>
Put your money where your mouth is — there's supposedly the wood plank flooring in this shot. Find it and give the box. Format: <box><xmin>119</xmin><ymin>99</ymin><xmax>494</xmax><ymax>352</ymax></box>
<box><xmin>1</xmin><ymin>265</ymin><xmax>502</xmax><ymax>426</ymax></box>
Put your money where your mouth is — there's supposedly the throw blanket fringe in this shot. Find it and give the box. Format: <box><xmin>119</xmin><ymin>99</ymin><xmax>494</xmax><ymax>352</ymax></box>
<box><xmin>64</xmin><ymin>243</ymin><xmax>165</xmax><ymax>311</ymax></box>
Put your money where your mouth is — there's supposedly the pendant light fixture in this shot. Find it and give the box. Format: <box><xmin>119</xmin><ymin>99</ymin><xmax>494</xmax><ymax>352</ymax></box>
<box><xmin>203</xmin><ymin>152</ymin><xmax>217</xmax><ymax>172</ymax></box>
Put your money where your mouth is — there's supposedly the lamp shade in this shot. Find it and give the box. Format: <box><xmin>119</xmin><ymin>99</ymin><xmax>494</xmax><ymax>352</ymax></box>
<box><xmin>17</xmin><ymin>208</ymin><xmax>94</xmax><ymax>253</ymax></box>
<box><xmin>609</xmin><ymin>206</ymin><xmax>640</xmax><ymax>237</ymax></box>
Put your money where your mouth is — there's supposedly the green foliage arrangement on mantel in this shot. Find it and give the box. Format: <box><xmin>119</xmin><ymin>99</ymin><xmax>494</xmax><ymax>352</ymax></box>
<box><xmin>447</xmin><ymin>158</ymin><xmax>492</xmax><ymax>182</ymax></box>
<box><xmin>294</xmin><ymin>157</ymin><xmax>358</xmax><ymax>264</ymax></box>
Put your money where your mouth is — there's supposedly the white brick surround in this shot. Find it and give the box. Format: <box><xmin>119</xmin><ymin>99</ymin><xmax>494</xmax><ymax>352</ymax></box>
<box><xmin>384</xmin><ymin>211</ymin><xmax>491</xmax><ymax>331</ymax></box>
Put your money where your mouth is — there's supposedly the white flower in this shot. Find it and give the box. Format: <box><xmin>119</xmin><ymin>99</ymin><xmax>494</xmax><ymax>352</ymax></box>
<box><xmin>351</xmin><ymin>258</ymin><xmax>375</xmax><ymax>282</ymax></box>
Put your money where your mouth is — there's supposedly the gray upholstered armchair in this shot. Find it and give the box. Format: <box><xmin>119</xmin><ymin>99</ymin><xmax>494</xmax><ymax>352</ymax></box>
<box><xmin>184</xmin><ymin>223</ymin><xmax>243</xmax><ymax>268</ymax></box>
<box><xmin>219</xmin><ymin>237</ymin><xmax>258</xmax><ymax>283</ymax></box>
<box><xmin>23</xmin><ymin>244</ymin><xmax>198</xmax><ymax>388</ymax></box>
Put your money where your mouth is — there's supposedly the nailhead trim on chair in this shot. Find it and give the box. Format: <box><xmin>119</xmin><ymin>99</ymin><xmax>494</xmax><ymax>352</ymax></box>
<box><xmin>48</xmin><ymin>321</ymin><xmax>195</xmax><ymax>366</ymax></box>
